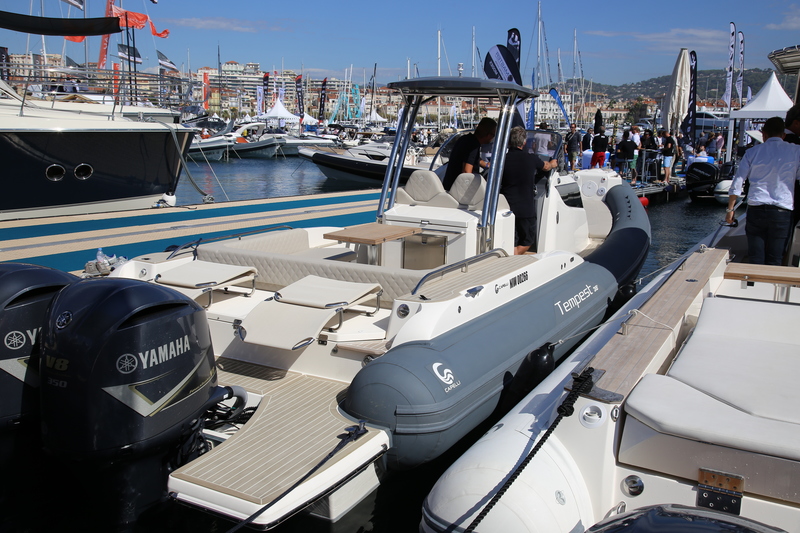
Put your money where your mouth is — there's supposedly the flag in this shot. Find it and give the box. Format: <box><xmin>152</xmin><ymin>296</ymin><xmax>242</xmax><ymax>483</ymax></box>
<box><xmin>149</xmin><ymin>19</ymin><xmax>169</xmax><ymax>38</ymax></box>
<box><xmin>722</xmin><ymin>22</ymin><xmax>735</xmax><ymax>107</ymax></box>
<box><xmin>117</xmin><ymin>43</ymin><xmax>142</xmax><ymax>64</ymax></box>
<box><xmin>507</xmin><ymin>28</ymin><xmax>521</xmax><ymax>70</ymax></box>
<box><xmin>526</xmin><ymin>70</ymin><xmax>536</xmax><ymax>129</ymax></box>
<box><xmin>60</xmin><ymin>0</ymin><xmax>84</xmax><ymax>10</ymax></box>
<box><xmin>295</xmin><ymin>75</ymin><xmax>304</xmax><ymax>116</ymax></box>
<box><xmin>319</xmin><ymin>77</ymin><xmax>327</xmax><ymax>122</ymax></box>
<box><xmin>735</xmin><ymin>31</ymin><xmax>744</xmax><ymax>105</ymax></box>
<box><xmin>157</xmin><ymin>50</ymin><xmax>177</xmax><ymax>71</ymax></box>
<box><xmin>65</xmin><ymin>35</ymin><xmax>85</xmax><ymax>42</ymax></box>
<box><xmin>262</xmin><ymin>72</ymin><xmax>269</xmax><ymax>112</ymax></box>
<box><xmin>746</xmin><ymin>86</ymin><xmax>752</xmax><ymax>102</ymax></box>
<box><xmin>65</xmin><ymin>55</ymin><xmax>80</xmax><ymax>68</ymax></box>
<box><xmin>484</xmin><ymin>44</ymin><xmax>521</xmax><ymax>84</ymax></box>
<box><xmin>680</xmin><ymin>51</ymin><xmax>698</xmax><ymax>143</ymax></box>
<box><xmin>0</xmin><ymin>47</ymin><xmax>8</xmax><ymax>81</ymax></box>
<box><xmin>111</xmin><ymin>5</ymin><xmax>148</xmax><ymax>29</ymax></box>
<box><xmin>549</xmin><ymin>88</ymin><xmax>570</xmax><ymax>127</ymax></box>
<box><xmin>256</xmin><ymin>86</ymin><xmax>264</xmax><ymax>116</ymax></box>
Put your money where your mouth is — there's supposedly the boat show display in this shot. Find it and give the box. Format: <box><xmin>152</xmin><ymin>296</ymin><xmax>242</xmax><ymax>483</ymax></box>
<box><xmin>1</xmin><ymin>77</ymin><xmax>650</xmax><ymax>529</ymax></box>
<box><xmin>421</xmin><ymin>210</ymin><xmax>800</xmax><ymax>533</ymax></box>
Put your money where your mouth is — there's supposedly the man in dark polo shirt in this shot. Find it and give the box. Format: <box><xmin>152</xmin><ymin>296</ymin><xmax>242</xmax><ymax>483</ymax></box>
<box><xmin>442</xmin><ymin>117</ymin><xmax>497</xmax><ymax>190</ymax></box>
<box><xmin>501</xmin><ymin>126</ymin><xmax>558</xmax><ymax>255</ymax></box>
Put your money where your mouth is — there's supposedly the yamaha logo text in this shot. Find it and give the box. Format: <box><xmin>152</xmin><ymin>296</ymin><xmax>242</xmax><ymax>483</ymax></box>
<box><xmin>129</xmin><ymin>335</ymin><xmax>191</xmax><ymax>373</ymax></box>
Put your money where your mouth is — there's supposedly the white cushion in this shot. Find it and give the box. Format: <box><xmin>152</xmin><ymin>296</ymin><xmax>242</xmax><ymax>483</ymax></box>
<box><xmin>449</xmin><ymin>173</ymin><xmax>485</xmax><ymax>210</ymax></box>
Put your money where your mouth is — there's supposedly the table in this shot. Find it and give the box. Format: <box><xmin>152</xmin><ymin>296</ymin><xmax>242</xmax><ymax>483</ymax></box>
<box><xmin>323</xmin><ymin>223</ymin><xmax>422</xmax><ymax>265</ymax></box>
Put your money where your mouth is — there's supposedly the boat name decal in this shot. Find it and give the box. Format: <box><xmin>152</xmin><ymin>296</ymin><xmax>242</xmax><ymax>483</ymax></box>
<box><xmin>509</xmin><ymin>271</ymin><xmax>529</xmax><ymax>289</ymax></box>
<box><xmin>495</xmin><ymin>282</ymin><xmax>509</xmax><ymax>294</ymax></box>
<box><xmin>4</xmin><ymin>327</ymin><xmax>40</xmax><ymax>351</ymax></box>
<box><xmin>554</xmin><ymin>284</ymin><xmax>600</xmax><ymax>315</ymax></box>
<box><xmin>432</xmin><ymin>362</ymin><xmax>461</xmax><ymax>393</ymax></box>
<box><xmin>129</xmin><ymin>335</ymin><xmax>191</xmax><ymax>373</ymax></box>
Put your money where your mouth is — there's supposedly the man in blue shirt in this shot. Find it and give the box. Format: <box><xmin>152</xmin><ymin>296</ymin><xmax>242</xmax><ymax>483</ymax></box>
<box><xmin>726</xmin><ymin>117</ymin><xmax>800</xmax><ymax>265</ymax></box>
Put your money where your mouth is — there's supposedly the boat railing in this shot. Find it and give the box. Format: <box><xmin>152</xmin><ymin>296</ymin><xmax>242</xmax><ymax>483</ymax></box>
<box><xmin>165</xmin><ymin>225</ymin><xmax>294</xmax><ymax>260</ymax></box>
<box><xmin>0</xmin><ymin>63</ymin><xmax>199</xmax><ymax>115</ymax></box>
<box><xmin>411</xmin><ymin>248</ymin><xmax>509</xmax><ymax>295</ymax></box>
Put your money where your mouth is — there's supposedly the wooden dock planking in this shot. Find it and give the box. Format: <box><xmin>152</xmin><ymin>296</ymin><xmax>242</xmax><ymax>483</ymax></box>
<box><xmin>589</xmin><ymin>247</ymin><xmax>729</xmax><ymax>399</ymax></box>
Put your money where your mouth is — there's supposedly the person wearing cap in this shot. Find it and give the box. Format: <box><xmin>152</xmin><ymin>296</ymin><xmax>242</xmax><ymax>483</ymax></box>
<box><xmin>726</xmin><ymin>116</ymin><xmax>800</xmax><ymax>265</ymax></box>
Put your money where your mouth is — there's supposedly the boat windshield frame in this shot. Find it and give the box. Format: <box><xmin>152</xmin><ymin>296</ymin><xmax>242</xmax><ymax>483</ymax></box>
<box><xmin>377</xmin><ymin>77</ymin><xmax>537</xmax><ymax>254</ymax></box>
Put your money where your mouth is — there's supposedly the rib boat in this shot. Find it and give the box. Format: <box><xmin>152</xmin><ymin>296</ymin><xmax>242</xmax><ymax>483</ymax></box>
<box><xmin>1</xmin><ymin>77</ymin><xmax>650</xmax><ymax>529</ymax></box>
<box><xmin>421</xmin><ymin>206</ymin><xmax>800</xmax><ymax>532</ymax></box>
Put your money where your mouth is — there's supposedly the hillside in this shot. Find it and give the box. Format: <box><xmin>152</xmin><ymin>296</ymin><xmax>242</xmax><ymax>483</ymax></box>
<box><xmin>576</xmin><ymin>68</ymin><xmax>797</xmax><ymax>103</ymax></box>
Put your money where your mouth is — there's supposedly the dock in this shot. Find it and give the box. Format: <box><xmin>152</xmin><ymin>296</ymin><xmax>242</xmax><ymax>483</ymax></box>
<box><xmin>0</xmin><ymin>189</ymin><xmax>380</xmax><ymax>273</ymax></box>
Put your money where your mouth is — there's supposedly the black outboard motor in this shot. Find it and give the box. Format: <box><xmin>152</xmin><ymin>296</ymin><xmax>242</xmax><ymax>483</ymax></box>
<box><xmin>0</xmin><ymin>264</ymin><xmax>76</xmax><ymax>509</ymax></box>
<box><xmin>685</xmin><ymin>162</ymin><xmax>720</xmax><ymax>202</ymax></box>
<box><xmin>39</xmin><ymin>277</ymin><xmax>223</xmax><ymax>528</ymax></box>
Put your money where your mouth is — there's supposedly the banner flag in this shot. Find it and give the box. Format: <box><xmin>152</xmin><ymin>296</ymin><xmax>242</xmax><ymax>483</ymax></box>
<box><xmin>117</xmin><ymin>43</ymin><xmax>142</xmax><ymax>64</ymax></box>
<box><xmin>65</xmin><ymin>35</ymin><xmax>85</xmax><ymax>42</ymax></box>
<box><xmin>735</xmin><ymin>31</ymin><xmax>744</xmax><ymax>105</ymax></box>
<box><xmin>0</xmin><ymin>47</ymin><xmax>8</xmax><ymax>81</ymax></box>
<box><xmin>203</xmin><ymin>71</ymin><xmax>209</xmax><ymax>110</ymax></box>
<box><xmin>549</xmin><ymin>88</ymin><xmax>570</xmax><ymax>127</ymax></box>
<box><xmin>484</xmin><ymin>44</ymin><xmax>521</xmax><ymax>84</ymax></box>
<box><xmin>262</xmin><ymin>73</ymin><xmax>269</xmax><ymax>111</ymax></box>
<box><xmin>526</xmin><ymin>70</ymin><xmax>536</xmax><ymax>129</ymax></box>
<box><xmin>157</xmin><ymin>50</ymin><xmax>178</xmax><ymax>71</ymax></box>
<box><xmin>149</xmin><ymin>19</ymin><xmax>169</xmax><ymax>38</ymax></box>
<box><xmin>722</xmin><ymin>22</ymin><xmax>735</xmax><ymax>107</ymax></box>
<box><xmin>295</xmin><ymin>75</ymin><xmax>304</xmax><ymax>117</ymax></box>
<box><xmin>60</xmin><ymin>0</ymin><xmax>84</xmax><ymax>10</ymax></box>
<box><xmin>256</xmin><ymin>86</ymin><xmax>263</xmax><ymax>116</ymax></box>
<box><xmin>319</xmin><ymin>77</ymin><xmax>327</xmax><ymax>122</ymax></box>
<box><xmin>65</xmin><ymin>55</ymin><xmax>80</xmax><ymax>68</ymax></box>
<box><xmin>507</xmin><ymin>28</ymin><xmax>521</xmax><ymax>70</ymax></box>
<box><xmin>680</xmin><ymin>50</ymin><xmax>698</xmax><ymax>143</ymax></box>
<box><xmin>112</xmin><ymin>5</ymin><xmax>148</xmax><ymax>29</ymax></box>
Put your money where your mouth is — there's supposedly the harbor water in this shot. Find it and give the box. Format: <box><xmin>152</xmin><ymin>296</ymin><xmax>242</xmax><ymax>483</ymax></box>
<box><xmin>10</xmin><ymin>157</ymin><xmax>728</xmax><ymax>533</ymax></box>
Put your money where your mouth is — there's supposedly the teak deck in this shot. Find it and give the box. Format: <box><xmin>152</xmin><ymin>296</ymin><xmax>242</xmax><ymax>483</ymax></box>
<box><xmin>171</xmin><ymin>358</ymin><xmax>384</xmax><ymax>506</ymax></box>
<box><xmin>588</xmin><ymin>247</ymin><xmax>729</xmax><ymax>399</ymax></box>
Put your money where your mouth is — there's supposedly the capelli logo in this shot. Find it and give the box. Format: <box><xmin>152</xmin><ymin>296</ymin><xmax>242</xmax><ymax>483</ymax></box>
<box><xmin>432</xmin><ymin>362</ymin><xmax>454</xmax><ymax>385</ymax></box>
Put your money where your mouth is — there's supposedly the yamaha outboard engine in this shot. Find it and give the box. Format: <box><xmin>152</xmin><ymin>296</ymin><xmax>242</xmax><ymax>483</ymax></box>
<box><xmin>0</xmin><ymin>264</ymin><xmax>76</xmax><ymax>510</ymax></box>
<box><xmin>685</xmin><ymin>162</ymin><xmax>720</xmax><ymax>202</ymax></box>
<box><xmin>39</xmin><ymin>277</ymin><xmax>223</xmax><ymax>528</ymax></box>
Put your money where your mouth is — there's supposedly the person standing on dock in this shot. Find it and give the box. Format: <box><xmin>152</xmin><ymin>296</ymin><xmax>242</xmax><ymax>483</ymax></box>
<box><xmin>590</xmin><ymin>126</ymin><xmax>609</xmax><ymax>168</ymax></box>
<box><xmin>501</xmin><ymin>126</ymin><xmax>558</xmax><ymax>255</ymax></box>
<box><xmin>565</xmin><ymin>123</ymin><xmax>581</xmax><ymax>171</ymax></box>
<box><xmin>442</xmin><ymin>117</ymin><xmax>497</xmax><ymax>190</ymax></box>
<box><xmin>726</xmin><ymin>117</ymin><xmax>800</xmax><ymax>265</ymax></box>
<box><xmin>662</xmin><ymin>131</ymin><xmax>676</xmax><ymax>185</ymax></box>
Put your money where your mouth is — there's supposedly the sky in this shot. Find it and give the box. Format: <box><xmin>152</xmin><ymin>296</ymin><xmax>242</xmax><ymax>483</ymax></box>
<box><xmin>2</xmin><ymin>0</ymin><xmax>799</xmax><ymax>87</ymax></box>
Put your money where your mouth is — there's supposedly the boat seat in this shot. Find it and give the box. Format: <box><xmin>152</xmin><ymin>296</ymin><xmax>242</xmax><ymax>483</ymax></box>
<box><xmin>239</xmin><ymin>275</ymin><xmax>383</xmax><ymax>351</ymax></box>
<box><xmin>394</xmin><ymin>170</ymin><xmax>459</xmax><ymax>208</ymax></box>
<box><xmin>449</xmin><ymin>173</ymin><xmax>486</xmax><ymax>210</ymax></box>
<box><xmin>154</xmin><ymin>260</ymin><xmax>257</xmax><ymax>308</ymax></box>
<box><xmin>620</xmin><ymin>296</ymin><xmax>800</xmax><ymax>503</ymax></box>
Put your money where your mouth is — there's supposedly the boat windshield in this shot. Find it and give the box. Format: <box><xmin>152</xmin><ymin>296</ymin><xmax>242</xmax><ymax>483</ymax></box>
<box><xmin>431</xmin><ymin>128</ymin><xmax>563</xmax><ymax>171</ymax></box>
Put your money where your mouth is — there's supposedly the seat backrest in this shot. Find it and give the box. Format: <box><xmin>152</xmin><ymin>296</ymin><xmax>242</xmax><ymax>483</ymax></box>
<box><xmin>449</xmin><ymin>172</ymin><xmax>486</xmax><ymax>210</ymax></box>
<box><xmin>395</xmin><ymin>169</ymin><xmax>459</xmax><ymax>208</ymax></box>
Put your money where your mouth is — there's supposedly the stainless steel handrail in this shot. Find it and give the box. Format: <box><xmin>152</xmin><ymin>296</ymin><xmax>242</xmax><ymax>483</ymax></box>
<box><xmin>411</xmin><ymin>248</ymin><xmax>509</xmax><ymax>295</ymax></box>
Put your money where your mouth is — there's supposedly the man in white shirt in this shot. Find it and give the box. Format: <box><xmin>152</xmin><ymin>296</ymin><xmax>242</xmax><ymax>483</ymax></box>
<box><xmin>726</xmin><ymin>116</ymin><xmax>800</xmax><ymax>265</ymax></box>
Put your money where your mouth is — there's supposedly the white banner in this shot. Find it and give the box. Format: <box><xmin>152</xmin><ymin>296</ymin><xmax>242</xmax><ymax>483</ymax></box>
<box><xmin>722</xmin><ymin>22</ymin><xmax>735</xmax><ymax>107</ymax></box>
<box><xmin>256</xmin><ymin>86</ymin><xmax>264</xmax><ymax>115</ymax></box>
<box><xmin>735</xmin><ymin>31</ymin><xmax>744</xmax><ymax>105</ymax></box>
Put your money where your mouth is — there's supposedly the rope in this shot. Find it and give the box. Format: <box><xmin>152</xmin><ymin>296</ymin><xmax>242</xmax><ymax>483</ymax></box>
<box><xmin>225</xmin><ymin>421</ymin><xmax>370</xmax><ymax>532</ymax></box>
<box><xmin>464</xmin><ymin>367</ymin><xmax>595</xmax><ymax>533</ymax></box>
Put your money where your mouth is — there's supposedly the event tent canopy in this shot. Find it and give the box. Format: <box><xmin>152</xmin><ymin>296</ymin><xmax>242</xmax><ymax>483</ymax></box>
<box><xmin>730</xmin><ymin>71</ymin><xmax>793</xmax><ymax>119</ymax></box>
<box><xmin>260</xmin><ymin>99</ymin><xmax>299</xmax><ymax>123</ymax></box>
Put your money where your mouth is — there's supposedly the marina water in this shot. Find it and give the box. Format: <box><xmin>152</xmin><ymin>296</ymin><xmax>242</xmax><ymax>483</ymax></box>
<box><xmin>12</xmin><ymin>157</ymin><xmax>727</xmax><ymax>532</ymax></box>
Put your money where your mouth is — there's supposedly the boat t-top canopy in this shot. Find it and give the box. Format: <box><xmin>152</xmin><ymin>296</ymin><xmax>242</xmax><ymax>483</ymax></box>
<box><xmin>378</xmin><ymin>77</ymin><xmax>538</xmax><ymax>253</ymax></box>
<box><xmin>387</xmin><ymin>77</ymin><xmax>537</xmax><ymax>100</ymax></box>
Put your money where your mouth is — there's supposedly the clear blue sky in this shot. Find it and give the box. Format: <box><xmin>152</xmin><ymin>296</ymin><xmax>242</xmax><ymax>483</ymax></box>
<box><xmin>2</xmin><ymin>0</ymin><xmax>798</xmax><ymax>87</ymax></box>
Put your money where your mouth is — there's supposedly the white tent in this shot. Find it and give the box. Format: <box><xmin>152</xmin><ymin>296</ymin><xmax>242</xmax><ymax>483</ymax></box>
<box><xmin>662</xmin><ymin>48</ymin><xmax>691</xmax><ymax>134</ymax></box>
<box><xmin>730</xmin><ymin>71</ymin><xmax>793</xmax><ymax>119</ymax></box>
<box><xmin>301</xmin><ymin>112</ymin><xmax>319</xmax><ymax>125</ymax></box>
<box><xmin>367</xmin><ymin>109</ymin><xmax>388</xmax><ymax>123</ymax></box>
<box><xmin>724</xmin><ymin>71</ymin><xmax>793</xmax><ymax>160</ymax></box>
<box><xmin>261</xmin><ymin>99</ymin><xmax>299</xmax><ymax>123</ymax></box>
